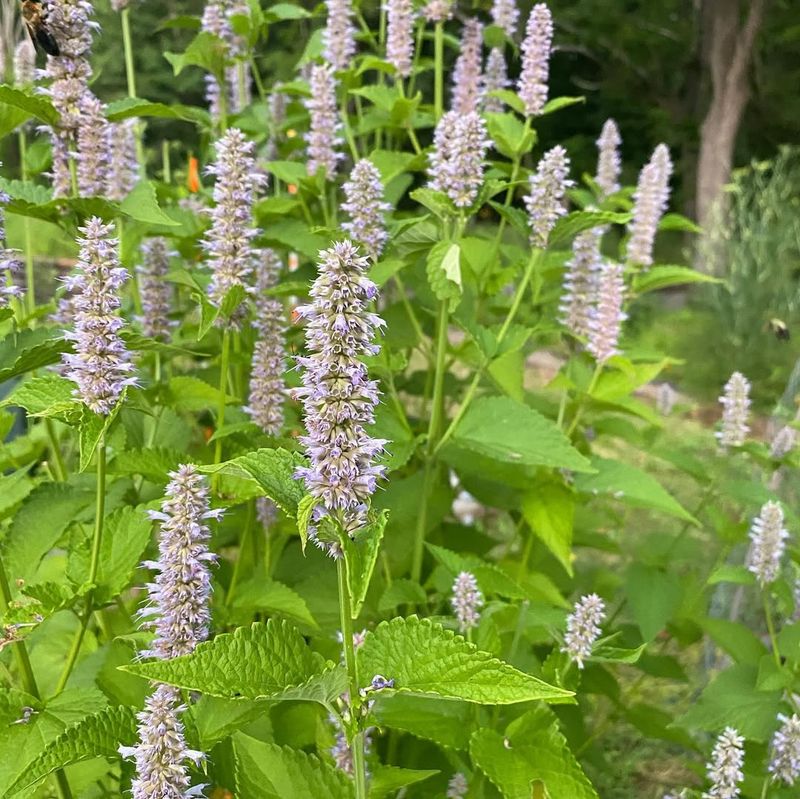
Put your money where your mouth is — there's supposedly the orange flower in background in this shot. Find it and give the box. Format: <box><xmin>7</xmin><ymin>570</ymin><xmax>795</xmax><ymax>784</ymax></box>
<box><xmin>187</xmin><ymin>156</ymin><xmax>201</xmax><ymax>193</ymax></box>
<box><xmin>287</xmin><ymin>183</ymin><xmax>298</xmax><ymax>195</ymax></box>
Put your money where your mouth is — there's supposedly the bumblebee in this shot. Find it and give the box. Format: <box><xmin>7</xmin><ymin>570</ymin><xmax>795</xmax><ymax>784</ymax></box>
<box><xmin>767</xmin><ymin>318</ymin><xmax>790</xmax><ymax>341</ymax></box>
<box><xmin>21</xmin><ymin>1</ymin><xmax>60</xmax><ymax>57</ymax></box>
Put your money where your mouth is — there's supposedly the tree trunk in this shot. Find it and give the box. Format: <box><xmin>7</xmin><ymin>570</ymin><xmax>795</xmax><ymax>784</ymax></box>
<box><xmin>695</xmin><ymin>0</ymin><xmax>767</xmax><ymax>236</ymax></box>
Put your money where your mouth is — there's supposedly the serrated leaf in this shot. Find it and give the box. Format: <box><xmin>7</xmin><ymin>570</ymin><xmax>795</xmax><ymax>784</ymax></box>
<box><xmin>378</xmin><ymin>579</ymin><xmax>427</xmax><ymax>612</ymax></box>
<box><xmin>625</xmin><ymin>564</ymin><xmax>683</xmax><ymax>642</ymax></box>
<box><xmin>8</xmin><ymin>706</ymin><xmax>138</xmax><ymax>793</ymax></box>
<box><xmin>486</xmin><ymin>112</ymin><xmax>535</xmax><ymax>159</ymax></box>
<box><xmin>105</xmin><ymin>96</ymin><xmax>208</xmax><ymax>125</ymax></box>
<box><xmin>164</xmin><ymin>31</ymin><xmax>227</xmax><ymax>77</ymax></box>
<box><xmin>199</xmin><ymin>448</ymin><xmax>307</xmax><ymax>515</ymax></box>
<box><xmin>549</xmin><ymin>210</ymin><xmax>631</xmax><ymax>247</ymax></box>
<box><xmin>165</xmin><ymin>375</ymin><xmax>236</xmax><ymax>412</ymax></box>
<box><xmin>345</xmin><ymin>510</ymin><xmax>388</xmax><ymax>619</ymax></box>
<box><xmin>521</xmin><ymin>481</ymin><xmax>575</xmax><ymax>576</ymax></box>
<box><xmin>358</xmin><ymin>617</ymin><xmax>572</xmax><ymax>704</ymax></box>
<box><xmin>110</xmin><ymin>448</ymin><xmax>183</xmax><ymax>484</ymax></box>
<box><xmin>120</xmin><ymin>181</ymin><xmax>179</xmax><ymax>227</ymax></box>
<box><xmin>371</xmin><ymin>694</ymin><xmax>475</xmax><ymax>750</ymax></box>
<box><xmin>79</xmin><ymin>401</ymin><xmax>122</xmax><ymax>472</ymax></box>
<box><xmin>632</xmin><ymin>265</ymin><xmax>722</xmax><ymax>294</ymax></box>
<box><xmin>261</xmin><ymin>219</ymin><xmax>327</xmax><ymax>259</ymax></box>
<box><xmin>235</xmin><ymin>734</ymin><xmax>353</xmax><ymax>799</ymax></box>
<box><xmin>0</xmin><ymin>85</ymin><xmax>59</xmax><ymax>125</ymax></box>
<box><xmin>0</xmin><ymin>374</ymin><xmax>77</xmax><ymax>422</ymax></box>
<box><xmin>0</xmin><ymin>328</ymin><xmax>69</xmax><ymax>382</ymax></box>
<box><xmin>539</xmin><ymin>96</ymin><xmax>585</xmax><ymax>116</ymax></box>
<box><xmin>426</xmin><ymin>544</ymin><xmax>527</xmax><ymax>600</ymax></box>
<box><xmin>445</xmin><ymin>396</ymin><xmax>593</xmax><ymax>472</ymax></box>
<box><xmin>228</xmin><ymin>579</ymin><xmax>318</xmax><ymax>629</ymax></box>
<box><xmin>369</xmin><ymin>766</ymin><xmax>439</xmax><ymax>798</ymax></box>
<box><xmin>123</xmin><ymin>619</ymin><xmax>347</xmax><ymax>707</ymax></box>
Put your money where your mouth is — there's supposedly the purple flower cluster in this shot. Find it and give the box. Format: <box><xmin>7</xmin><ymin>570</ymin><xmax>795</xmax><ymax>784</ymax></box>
<box><xmin>294</xmin><ymin>241</ymin><xmax>387</xmax><ymax>553</ymax></box>
<box><xmin>492</xmin><ymin>0</ymin><xmax>519</xmax><ymax>38</ymax></box>
<box><xmin>770</xmin><ymin>713</ymin><xmax>800</xmax><ymax>785</ymax></box>
<box><xmin>595</xmin><ymin>119</ymin><xmax>622</xmax><ymax>198</ymax></box>
<box><xmin>428</xmin><ymin>111</ymin><xmax>490</xmax><ymax>208</ymax></box>
<box><xmin>137</xmin><ymin>238</ymin><xmax>174</xmax><ymax>341</ymax></box>
<box><xmin>587</xmin><ymin>262</ymin><xmax>626</xmax><ymax>363</ymax></box>
<box><xmin>341</xmin><ymin>159</ymin><xmax>391</xmax><ymax>260</ymax></box>
<box><xmin>482</xmin><ymin>48</ymin><xmax>509</xmax><ymax>114</ymax></box>
<box><xmin>201</xmin><ymin>1</ymin><xmax>250</xmax><ymax>120</ymax></box>
<box><xmin>106</xmin><ymin>120</ymin><xmax>139</xmax><ymax>202</ymax></box>
<box><xmin>76</xmin><ymin>92</ymin><xmax>111</xmax><ymax>197</ymax></box>
<box><xmin>559</xmin><ymin>230</ymin><xmax>602</xmax><ymax>338</ymax></box>
<box><xmin>627</xmin><ymin>143</ymin><xmax>672</xmax><ymax>268</ymax></box>
<box><xmin>447</xmin><ymin>773</ymin><xmax>469</xmax><ymax>799</ymax></box>
<box><xmin>245</xmin><ymin>249</ymin><xmax>286</xmax><ymax>435</ymax></box>
<box><xmin>324</xmin><ymin>0</ymin><xmax>356</xmax><ymax>71</ymax></box>
<box><xmin>62</xmin><ymin>218</ymin><xmax>135</xmax><ymax>415</ymax></box>
<box><xmin>0</xmin><ymin>174</ymin><xmax>23</xmax><ymax>308</ymax></box>
<box><xmin>746</xmin><ymin>501</ymin><xmax>788</xmax><ymax>587</ymax></box>
<box><xmin>203</xmin><ymin>128</ymin><xmax>266</xmax><ymax>319</ymax></box>
<box><xmin>524</xmin><ymin>145</ymin><xmax>572</xmax><ymax>248</ymax></box>
<box><xmin>305</xmin><ymin>63</ymin><xmax>342</xmax><ymax>180</ymax></box>
<box><xmin>451</xmin><ymin>571</ymin><xmax>483</xmax><ymax>633</ymax></box>
<box><xmin>716</xmin><ymin>371</ymin><xmax>751</xmax><ymax>449</ymax></box>
<box><xmin>386</xmin><ymin>0</ymin><xmax>415</xmax><ymax>78</ymax></box>
<box><xmin>422</xmin><ymin>0</ymin><xmax>453</xmax><ymax>22</ymax></box>
<box><xmin>451</xmin><ymin>19</ymin><xmax>484</xmax><ymax>115</ymax></box>
<box><xmin>562</xmin><ymin>593</ymin><xmax>605</xmax><ymax>668</ymax></box>
<box><xmin>518</xmin><ymin>3</ymin><xmax>553</xmax><ymax>117</ymax></box>
<box><xmin>703</xmin><ymin>728</ymin><xmax>744</xmax><ymax>799</ymax></box>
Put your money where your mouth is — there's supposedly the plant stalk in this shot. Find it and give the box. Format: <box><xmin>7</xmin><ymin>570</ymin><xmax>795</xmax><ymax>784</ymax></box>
<box><xmin>120</xmin><ymin>8</ymin><xmax>146</xmax><ymax>172</ymax></box>
<box><xmin>213</xmin><ymin>329</ymin><xmax>232</xmax><ymax>470</ymax></box>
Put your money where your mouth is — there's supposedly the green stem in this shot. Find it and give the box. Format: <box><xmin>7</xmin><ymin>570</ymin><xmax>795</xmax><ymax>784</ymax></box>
<box><xmin>237</xmin><ymin>61</ymin><xmax>248</xmax><ymax>110</ymax></box>
<box><xmin>45</xmin><ymin>418</ymin><xmax>67</xmax><ymax>482</ymax></box>
<box><xmin>0</xmin><ymin>555</ymin><xmax>40</xmax><ymax>698</ymax></box>
<box><xmin>18</xmin><ymin>131</ymin><xmax>36</xmax><ymax>315</ymax></box>
<box><xmin>120</xmin><ymin>8</ymin><xmax>146</xmax><ymax>173</ymax></box>
<box><xmin>565</xmin><ymin>364</ymin><xmax>603</xmax><ymax>437</ymax></box>
<box><xmin>337</xmin><ymin>557</ymin><xmax>367</xmax><ymax>799</ymax></box>
<box><xmin>407</xmin><ymin>22</ymin><xmax>425</xmax><ymax>98</ymax></box>
<box><xmin>491</xmin><ymin>117</ymin><xmax>532</xmax><ymax>255</ymax></box>
<box><xmin>226</xmin><ymin>501</ymin><xmax>254</xmax><ymax>607</ymax></box>
<box><xmin>341</xmin><ymin>92</ymin><xmax>360</xmax><ymax>162</ymax></box>
<box><xmin>213</xmin><ymin>329</ymin><xmax>232</xmax><ymax>470</ymax></box>
<box><xmin>434</xmin><ymin>22</ymin><xmax>444</xmax><ymax>121</ymax></box>
<box><xmin>763</xmin><ymin>592</ymin><xmax>781</xmax><ymax>668</ymax></box>
<box><xmin>161</xmin><ymin>140</ymin><xmax>171</xmax><ymax>184</ymax></box>
<box><xmin>497</xmin><ymin>249</ymin><xmax>540</xmax><ymax>342</ymax></box>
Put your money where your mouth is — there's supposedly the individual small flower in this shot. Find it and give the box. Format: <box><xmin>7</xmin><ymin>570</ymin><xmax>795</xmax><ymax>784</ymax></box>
<box><xmin>746</xmin><ymin>501</ymin><xmax>789</xmax><ymax>587</ymax></box>
<box><xmin>447</xmin><ymin>772</ymin><xmax>469</xmax><ymax>799</ymax></box>
<box><xmin>76</xmin><ymin>92</ymin><xmax>111</xmax><ymax>197</ymax></box>
<box><xmin>331</xmin><ymin>722</ymin><xmax>374</xmax><ymax>776</ymax></box>
<box><xmin>451</xmin><ymin>571</ymin><xmax>483</xmax><ymax>633</ymax></box>
<box><xmin>482</xmin><ymin>47</ymin><xmax>510</xmax><ymax>114</ymax></box>
<box><xmin>524</xmin><ymin>145</ymin><xmax>572</xmax><ymax>248</ymax></box>
<box><xmin>595</xmin><ymin>118</ymin><xmax>621</xmax><ymax>198</ymax></box>
<box><xmin>13</xmin><ymin>39</ymin><xmax>36</xmax><ymax>87</ymax></box>
<box><xmin>137</xmin><ymin>238</ymin><xmax>174</xmax><ymax>341</ymax></box>
<box><xmin>517</xmin><ymin>3</ymin><xmax>553</xmax><ymax>117</ymax></box>
<box><xmin>110</xmin><ymin>0</ymin><xmax>131</xmax><ymax>9</ymax></box>
<box><xmin>626</xmin><ymin>143</ymin><xmax>672</xmax><ymax>268</ymax></box>
<box><xmin>562</xmin><ymin>593</ymin><xmax>605</xmax><ymax>668</ymax></box>
<box><xmin>716</xmin><ymin>372</ymin><xmax>751</xmax><ymax>449</ymax></box>
<box><xmin>451</xmin><ymin>19</ymin><xmax>483</xmax><ymax>115</ymax></box>
<box><xmin>324</xmin><ymin>0</ymin><xmax>356</xmax><ymax>71</ymax></box>
<box><xmin>587</xmin><ymin>261</ymin><xmax>626</xmax><ymax>363</ymax></box>
<box><xmin>770</xmin><ymin>425</ymin><xmax>796</xmax><ymax>459</ymax></box>
<box><xmin>386</xmin><ymin>0</ymin><xmax>415</xmax><ymax>78</ymax></box>
<box><xmin>245</xmin><ymin>249</ymin><xmax>286</xmax><ymax>435</ymax></box>
<box><xmin>305</xmin><ymin>63</ymin><xmax>342</xmax><ymax>180</ymax></box>
<box><xmin>341</xmin><ymin>159</ymin><xmax>391</xmax><ymax>260</ymax></box>
<box><xmin>428</xmin><ymin>110</ymin><xmax>490</xmax><ymax>208</ymax></box>
<box><xmin>702</xmin><ymin>727</ymin><xmax>744</xmax><ymax>799</ymax></box>
<box><xmin>559</xmin><ymin>230</ymin><xmax>602</xmax><ymax>337</ymax></box>
<box><xmin>294</xmin><ymin>242</ymin><xmax>387</xmax><ymax>553</ymax></box>
<box><xmin>203</xmin><ymin>128</ymin><xmax>266</xmax><ymax>319</ymax></box>
<box><xmin>257</xmin><ymin>496</ymin><xmax>277</xmax><ymax>530</ymax></box>
<box><xmin>657</xmin><ymin>382</ymin><xmax>677</xmax><ymax>416</ymax></box>
<box><xmin>61</xmin><ymin>218</ymin><xmax>135</xmax><ymax>414</ymax></box>
<box><xmin>422</xmin><ymin>0</ymin><xmax>453</xmax><ymax>22</ymax></box>
<box><xmin>770</xmin><ymin>713</ymin><xmax>800</xmax><ymax>785</ymax></box>
<box><xmin>452</xmin><ymin>489</ymin><xmax>484</xmax><ymax>526</ymax></box>
<box><xmin>106</xmin><ymin>120</ymin><xmax>139</xmax><ymax>202</ymax></box>
<box><xmin>492</xmin><ymin>0</ymin><xmax>519</xmax><ymax>38</ymax></box>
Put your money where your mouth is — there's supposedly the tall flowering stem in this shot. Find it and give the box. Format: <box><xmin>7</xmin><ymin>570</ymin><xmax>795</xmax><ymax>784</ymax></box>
<box><xmin>451</xmin><ymin>19</ymin><xmax>483</xmax><ymax>115</ymax></box>
<box><xmin>118</xmin><ymin>5</ymin><xmax>145</xmax><ymax>170</ymax></box>
<box><xmin>305</xmin><ymin>64</ymin><xmax>342</xmax><ymax>180</ymax></box>
<box><xmin>324</xmin><ymin>0</ymin><xmax>356</xmax><ymax>71</ymax></box>
<box><xmin>342</xmin><ymin>160</ymin><xmax>390</xmax><ymax>260</ymax></box>
<box><xmin>627</xmin><ymin>143</ymin><xmax>672</xmax><ymax>268</ymax></box>
<box><xmin>562</xmin><ymin>593</ymin><xmax>605</xmax><ymax>669</ymax></box>
<box><xmin>716</xmin><ymin>371</ymin><xmax>751</xmax><ymax>449</ymax></box>
<box><xmin>702</xmin><ymin>727</ymin><xmax>744</xmax><ymax>799</ymax></box>
<box><xmin>518</xmin><ymin>3</ymin><xmax>553</xmax><ymax>117</ymax></box>
<box><xmin>386</xmin><ymin>0</ymin><xmax>415</xmax><ymax>80</ymax></box>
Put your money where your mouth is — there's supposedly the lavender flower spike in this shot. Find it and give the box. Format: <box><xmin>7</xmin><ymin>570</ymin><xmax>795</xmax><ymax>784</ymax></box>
<box><xmin>62</xmin><ymin>218</ymin><xmax>135</xmax><ymax>415</ymax></box>
<box><xmin>770</xmin><ymin>713</ymin><xmax>800</xmax><ymax>785</ymax></box>
<box><xmin>137</xmin><ymin>238</ymin><xmax>174</xmax><ymax>341</ymax></box>
<box><xmin>428</xmin><ymin>111</ymin><xmax>490</xmax><ymax>208</ymax></box>
<box><xmin>245</xmin><ymin>249</ymin><xmax>286</xmax><ymax>435</ymax></box>
<box><xmin>324</xmin><ymin>0</ymin><xmax>356</xmax><ymax>71</ymax></box>
<box><xmin>106</xmin><ymin>120</ymin><xmax>139</xmax><ymax>202</ymax></box>
<box><xmin>1</xmin><ymin>170</ymin><xmax>23</xmax><ymax>308</ymax></box>
<box><xmin>518</xmin><ymin>3</ymin><xmax>553</xmax><ymax>117</ymax></box>
<box><xmin>716</xmin><ymin>371</ymin><xmax>751</xmax><ymax>449</ymax></box>
<box><xmin>702</xmin><ymin>727</ymin><xmax>744</xmax><ymax>799</ymax></box>
<box><xmin>627</xmin><ymin>143</ymin><xmax>672</xmax><ymax>268</ymax></box>
<box><xmin>492</xmin><ymin>0</ymin><xmax>519</xmax><ymax>38</ymax></box>
<box><xmin>746</xmin><ymin>501</ymin><xmax>789</xmax><ymax>587</ymax></box>
<box><xmin>451</xmin><ymin>571</ymin><xmax>483</xmax><ymax>633</ymax></box>
<box><xmin>422</xmin><ymin>0</ymin><xmax>453</xmax><ymax>23</ymax></box>
<box><xmin>559</xmin><ymin>230</ymin><xmax>602</xmax><ymax>338</ymax></box>
<box><xmin>482</xmin><ymin>48</ymin><xmax>510</xmax><ymax>114</ymax></box>
<box><xmin>447</xmin><ymin>772</ymin><xmax>469</xmax><ymax>798</ymax></box>
<box><xmin>294</xmin><ymin>241</ymin><xmax>387</xmax><ymax>555</ymax></box>
<box><xmin>770</xmin><ymin>425</ymin><xmax>796</xmax><ymax>459</ymax></box>
<box><xmin>14</xmin><ymin>39</ymin><xmax>36</xmax><ymax>87</ymax></box>
<box><xmin>386</xmin><ymin>0</ymin><xmax>416</xmax><ymax>78</ymax></box>
<box><xmin>341</xmin><ymin>159</ymin><xmax>391</xmax><ymax>260</ymax></box>
<box><xmin>451</xmin><ymin>19</ymin><xmax>484</xmax><ymax>115</ymax></box>
<box><xmin>562</xmin><ymin>593</ymin><xmax>605</xmax><ymax>668</ymax></box>
<box><xmin>203</xmin><ymin>128</ymin><xmax>266</xmax><ymax>319</ymax></box>
<box><xmin>595</xmin><ymin>119</ymin><xmax>622</xmax><ymax>198</ymax></box>
<box><xmin>524</xmin><ymin>145</ymin><xmax>572</xmax><ymax>248</ymax></box>
<box><xmin>76</xmin><ymin>92</ymin><xmax>111</xmax><ymax>197</ymax></box>
<box><xmin>587</xmin><ymin>261</ymin><xmax>627</xmax><ymax>363</ymax></box>
<box><xmin>305</xmin><ymin>63</ymin><xmax>343</xmax><ymax>180</ymax></box>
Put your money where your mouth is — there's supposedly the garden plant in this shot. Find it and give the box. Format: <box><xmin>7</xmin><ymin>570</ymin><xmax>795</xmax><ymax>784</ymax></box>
<box><xmin>0</xmin><ymin>1</ymin><xmax>799</xmax><ymax>798</ymax></box>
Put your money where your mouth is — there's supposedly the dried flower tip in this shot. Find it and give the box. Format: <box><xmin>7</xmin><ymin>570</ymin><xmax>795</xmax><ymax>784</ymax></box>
<box><xmin>386</xmin><ymin>0</ymin><xmax>416</xmax><ymax>78</ymax></box>
<box><xmin>562</xmin><ymin>593</ymin><xmax>605</xmax><ymax>668</ymax></box>
<box><xmin>746</xmin><ymin>501</ymin><xmax>789</xmax><ymax>587</ymax></box>
<box><xmin>324</xmin><ymin>0</ymin><xmax>356</xmax><ymax>70</ymax></box>
<box><xmin>341</xmin><ymin>159</ymin><xmax>391</xmax><ymax>260</ymax></box>
<box><xmin>770</xmin><ymin>713</ymin><xmax>800</xmax><ymax>785</ymax></box>
<box><xmin>627</xmin><ymin>143</ymin><xmax>672</xmax><ymax>268</ymax></box>
<box><xmin>305</xmin><ymin>63</ymin><xmax>342</xmax><ymax>180</ymax></box>
<box><xmin>451</xmin><ymin>19</ymin><xmax>484</xmax><ymax>115</ymax></box>
<box><xmin>702</xmin><ymin>727</ymin><xmax>744</xmax><ymax>799</ymax></box>
<box><xmin>137</xmin><ymin>238</ymin><xmax>174</xmax><ymax>341</ymax></box>
<box><xmin>492</xmin><ymin>0</ymin><xmax>519</xmax><ymax>38</ymax></box>
<box><xmin>428</xmin><ymin>111</ymin><xmax>490</xmax><ymax>208</ymax></box>
<box><xmin>451</xmin><ymin>571</ymin><xmax>483</xmax><ymax>633</ymax></box>
<box><xmin>596</xmin><ymin>119</ymin><xmax>622</xmax><ymax>198</ymax></box>
<box><xmin>559</xmin><ymin>229</ymin><xmax>602</xmax><ymax>338</ymax></box>
<box><xmin>525</xmin><ymin>145</ymin><xmax>572</xmax><ymax>248</ymax></box>
<box><xmin>447</xmin><ymin>772</ymin><xmax>469</xmax><ymax>798</ymax></box>
<box><xmin>518</xmin><ymin>3</ymin><xmax>553</xmax><ymax>116</ymax></box>
<box><xmin>716</xmin><ymin>371</ymin><xmax>750</xmax><ymax>449</ymax></box>
<box><xmin>771</xmin><ymin>425</ymin><xmax>796</xmax><ymax>459</ymax></box>
<box><xmin>482</xmin><ymin>48</ymin><xmax>510</xmax><ymax>114</ymax></box>
<box><xmin>587</xmin><ymin>261</ymin><xmax>626</xmax><ymax>364</ymax></box>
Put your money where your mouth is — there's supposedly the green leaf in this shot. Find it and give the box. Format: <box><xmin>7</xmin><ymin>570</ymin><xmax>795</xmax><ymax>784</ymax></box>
<box><xmin>470</xmin><ymin>707</ymin><xmax>598</xmax><ymax>799</ymax></box>
<box><xmin>0</xmin><ymin>374</ymin><xmax>78</xmax><ymax>422</ymax></box>
<box><xmin>228</xmin><ymin>579</ymin><xmax>318</xmax><ymax>629</ymax></box>
<box><xmin>625</xmin><ymin>564</ymin><xmax>683</xmax><ymax>642</ymax></box>
<box><xmin>0</xmin><ymin>85</ymin><xmax>59</xmax><ymax>126</ymax></box>
<box><xmin>123</xmin><ymin>619</ymin><xmax>347</xmax><ymax>707</ymax></box>
<box><xmin>120</xmin><ymin>181</ymin><xmax>180</xmax><ymax>227</ymax></box>
<box><xmin>165</xmin><ymin>375</ymin><xmax>237</xmax><ymax>412</ymax></box>
<box><xmin>574</xmin><ymin>457</ymin><xmax>696</xmax><ymax>523</ymax></box>
<box><xmin>105</xmin><ymin>97</ymin><xmax>208</xmax><ymax>125</ymax></box>
<box><xmin>659</xmin><ymin>213</ymin><xmax>701</xmax><ymax>233</ymax></box>
<box><xmin>235</xmin><ymin>735</ymin><xmax>353</xmax><ymax>799</ymax></box>
<box><xmin>263</xmin><ymin>2</ymin><xmax>312</xmax><ymax>21</ymax></box>
<box><xmin>8</xmin><ymin>706</ymin><xmax>138</xmax><ymax>794</ymax></box>
<box><xmin>445</xmin><ymin>396</ymin><xmax>593</xmax><ymax>472</ymax></box>
<box><xmin>265</xmin><ymin>160</ymin><xmax>308</xmax><ymax>185</ymax></box>
<box><xmin>190</xmin><ymin>696</ymin><xmax>267</xmax><ymax>750</ymax></box>
<box><xmin>261</xmin><ymin>219</ymin><xmax>327</xmax><ymax>259</ymax></box>
<box><xmin>378</xmin><ymin>579</ymin><xmax>427</xmax><ymax>612</ymax></box>
<box><xmin>539</xmin><ymin>96</ymin><xmax>585</xmax><ymax>117</ymax></box>
<box><xmin>199</xmin><ymin>448</ymin><xmax>307</xmax><ymax>515</ymax></box>
<box><xmin>426</xmin><ymin>544</ymin><xmax>527</xmax><ymax>600</ymax></box>
<box><xmin>164</xmin><ymin>31</ymin><xmax>227</xmax><ymax>77</ymax></box>
<box><xmin>79</xmin><ymin>401</ymin><xmax>122</xmax><ymax>473</ymax></box>
<box><xmin>110</xmin><ymin>448</ymin><xmax>183</xmax><ymax>484</ymax></box>
<box><xmin>701</xmin><ymin>618</ymin><xmax>767</xmax><ymax>666</ymax></box>
<box><xmin>369</xmin><ymin>766</ymin><xmax>439</xmax><ymax>799</ymax></box>
<box><xmin>490</xmin><ymin>89</ymin><xmax>526</xmax><ymax>115</ymax></box>
<box><xmin>425</xmin><ymin>240</ymin><xmax>463</xmax><ymax>311</ymax></box>
<box><xmin>0</xmin><ymin>328</ymin><xmax>69</xmax><ymax>382</ymax></box>
<box><xmin>521</xmin><ymin>481</ymin><xmax>575</xmax><ymax>575</ymax></box>
<box><xmin>549</xmin><ymin>210</ymin><xmax>631</xmax><ymax>247</ymax></box>
<box><xmin>486</xmin><ymin>112</ymin><xmax>535</xmax><ymax>159</ymax></box>
<box><xmin>345</xmin><ymin>510</ymin><xmax>388</xmax><ymax>619</ymax></box>
<box><xmin>358</xmin><ymin>617</ymin><xmax>572</xmax><ymax>704</ymax></box>
<box><xmin>0</xmin><ymin>470</ymin><xmax>35</xmax><ymax>521</ymax></box>
<box><xmin>633</xmin><ymin>265</ymin><xmax>722</xmax><ymax>294</ymax></box>
<box><xmin>707</xmin><ymin>564</ymin><xmax>755</xmax><ymax>586</ymax></box>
